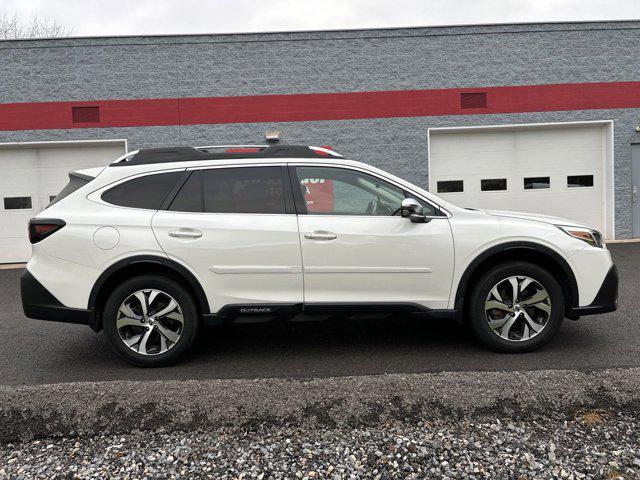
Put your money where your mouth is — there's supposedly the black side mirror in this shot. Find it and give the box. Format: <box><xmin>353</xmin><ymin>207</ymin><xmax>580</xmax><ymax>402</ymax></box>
<box><xmin>401</xmin><ymin>198</ymin><xmax>428</xmax><ymax>223</ymax></box>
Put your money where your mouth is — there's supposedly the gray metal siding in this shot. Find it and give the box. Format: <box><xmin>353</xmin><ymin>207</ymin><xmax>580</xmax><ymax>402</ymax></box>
<box><xmin>0</xmin><ymin>21</ymin><xmax>639</xmax><ymax>237</ymax></box>
<box><xmin>2</xmin><ymin>21</ymin><xmax>640</xmax><ymax>102</ymax></box>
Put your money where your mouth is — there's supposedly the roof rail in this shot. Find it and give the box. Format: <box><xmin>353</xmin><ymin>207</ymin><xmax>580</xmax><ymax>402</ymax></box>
<box><xmin>109</xmin><ymin>144</ymin><xmax>343</xmax><ymax>167</ymax></box>
<box><xmin>195</xmin><ymin>144</ymin><xmax>269</xmax><ymax>151</ymax></box>
<box><xmin>111</xmin><ymin>150</ymin><xmax>139</xmax><ymax>164</ymax></box>
<box><xmin>308</xmin><ymin>145</ymin><xmax>342</xmax><ymax>157</ymax></box>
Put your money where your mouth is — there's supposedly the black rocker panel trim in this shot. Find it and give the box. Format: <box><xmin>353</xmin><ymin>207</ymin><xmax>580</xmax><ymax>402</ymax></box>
<box><xmin>203</xmin><ymin>303</ymin><xmax>304</xmax><ymax>325</ymax></box>
<box><xmin>568</xmin><ymin>264</ymin><xmax>618</xmax><ymax>317</ymax></box>
<box><xmin>303</xmin><ymin>302</ymin><xmax>431</xmax><ymax>315</ymax></box>
<box><xmin>204</xmin><ymin>302</ymin><xmax>456</xmax><ymax>325</ymax></box>
<box><xmin>88</xmin><ymin>255</ymin><xmax>211</xmax><ymax>316</ymax></box>
<box><xmin>216</xmin><ymin>303</ymin><xmax>304</xmax><ymax>317</ymax></box>
<box><xmin>21</xmin><ymin>270</ymin><xmax>94</xmax><ymax>328</ymax></box>
<box><xmin>454</xmin><ymin>241</ymin><xmax>580</xmax><ymax>316</ymax></box>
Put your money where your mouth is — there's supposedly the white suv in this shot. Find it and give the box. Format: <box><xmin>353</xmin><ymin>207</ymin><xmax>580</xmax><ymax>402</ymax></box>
<box><xmin>21</xmin><ymin>144</ymin><xmax>618</xmax><ymax>366</ymax></box>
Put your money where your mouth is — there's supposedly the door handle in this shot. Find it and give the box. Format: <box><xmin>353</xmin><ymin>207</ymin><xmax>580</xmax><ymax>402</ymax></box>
<box><xmin>304</xmin><ymin>231</ymin><xmax>337</xmax><ymax>241</ymax></box>
<box><xmin>634</xmin><ymin>185</ymin><xmax>638</xmax><ymax>204</ymax></box>
<box><xmin>169</xmin><ymin>229</ymin><xmax>202</xmax><ymax>239</ymax></box>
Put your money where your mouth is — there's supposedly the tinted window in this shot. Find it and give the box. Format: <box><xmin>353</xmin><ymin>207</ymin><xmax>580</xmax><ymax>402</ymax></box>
<box><xmin>437</xmin><ymin>180</ymin><xmax>463</xmax><ymax>193</ymax></box>
<box><xmin>294</xmin><ymin>166</ymin><xmax>436</xmax><ymax>216</ymax></box>
<box><xmin>567</xmin><ymin>175</ymin><xmax>594</xmax><ymax>188</ymax></box>
<box><xmin>170</xmin><ymin>167</ymin><xmax>286</xmax><ymax>214</ymax></box>
<box><xmin>102</xmin><ymin>172</ymin><xmax>182</xmax><ymax>209</ymax></box>
<box><xmin>481</xmin><ymin>179</ymin><xmax>507</xmax><ymax>191</ymax></box>
<box><xmin>169</xmin><ymin>171</ymin><xmax>203</xmax><ymax>212</ymax></box>
<box><xmin>4</xmin><ymin>196</ymin><xmax>32</xmax><ymax>210</ymax></box>
<box><xmin>524</xmin><ymin>177</ymin><xmax>550</xmax><ymax>190</ymax></box>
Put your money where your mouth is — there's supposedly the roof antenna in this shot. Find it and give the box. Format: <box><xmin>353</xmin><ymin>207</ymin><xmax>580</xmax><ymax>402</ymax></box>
<box><xmin>265</xmin><ymin>131</ymin><xmax>281</xmax><ymax>144</ymax></box>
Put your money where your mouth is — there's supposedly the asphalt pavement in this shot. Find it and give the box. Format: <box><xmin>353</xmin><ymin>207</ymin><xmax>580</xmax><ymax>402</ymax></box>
<box><xmin>0</xmin><ymin>243</ymin><xmax>638</xmax><ymax>386</ymax></box>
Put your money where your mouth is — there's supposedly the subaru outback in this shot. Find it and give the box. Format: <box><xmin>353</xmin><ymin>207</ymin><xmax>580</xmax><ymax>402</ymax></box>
<box><xmin>21</xmin><ymin>144</ymin><xmax>618</xmax><ymax>366</ymax></box>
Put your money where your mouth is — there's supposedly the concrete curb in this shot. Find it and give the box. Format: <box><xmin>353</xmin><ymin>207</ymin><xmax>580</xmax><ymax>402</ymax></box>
<box><xmin>2</xmin><ymin>368</ymin><xmax>640</xmax><ymax>442</ymax></box>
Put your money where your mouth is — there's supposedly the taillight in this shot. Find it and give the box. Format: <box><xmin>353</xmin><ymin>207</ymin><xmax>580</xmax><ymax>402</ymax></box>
<box><xmin>28</xmin><ymin>218</ymin><xmax>66</xmax><ymax>244</ymax></box>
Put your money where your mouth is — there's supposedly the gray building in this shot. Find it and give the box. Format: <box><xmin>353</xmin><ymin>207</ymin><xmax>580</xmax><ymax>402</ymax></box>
<box><xmin>1</xmin><ymin>20</ymin><xmax>640</xmax><ymax>262</ymax></box>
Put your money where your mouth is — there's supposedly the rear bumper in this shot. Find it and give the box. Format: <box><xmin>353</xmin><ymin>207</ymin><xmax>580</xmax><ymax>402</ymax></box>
<box><xmin>568</xmin><ymin>264</ymin><xmax>618</xmax><ymax>318</ymax></box>
<box><xmin>21</xmin><ymin>270</ymin><xmax>96</xmax><ymax>330</ymax></box>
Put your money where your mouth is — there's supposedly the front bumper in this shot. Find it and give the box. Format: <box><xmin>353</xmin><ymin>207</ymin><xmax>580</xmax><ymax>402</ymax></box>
<box><xmin>568</xmin><ymin>264</ymin><xmax>618</xmax><ymax>318</ymax></box>
<box><xmin>21</xmin><ymin>270</ymin><xmax>96</xmax><ymax>330</ymax></box>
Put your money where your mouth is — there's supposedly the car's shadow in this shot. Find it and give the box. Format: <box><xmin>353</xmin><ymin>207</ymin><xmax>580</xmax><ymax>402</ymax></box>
<box><xmin>170</xmin><ymin>313</ymin><xmax>604</xmax><ymax>376</ymax></box>
<box><xmin>196</xmin><ymin>314</ymin><xmax>473</xmax><ymax>354</ymax></box>
<box><xmin>9</xmin><ymin>310</ymin><xmax>610</xmax><ymax>386</ymax></box>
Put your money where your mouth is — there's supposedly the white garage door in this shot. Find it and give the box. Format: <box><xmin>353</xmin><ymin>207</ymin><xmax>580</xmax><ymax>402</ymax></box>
<box><xmin>0</xmin><ymin>141</ymin><xmax>126</xmax><ymax>264</ymax></box>
<box><xmin>429</xmin><ymin>123</ymin><xmax>613</xmax><ymax>237</ymax></box>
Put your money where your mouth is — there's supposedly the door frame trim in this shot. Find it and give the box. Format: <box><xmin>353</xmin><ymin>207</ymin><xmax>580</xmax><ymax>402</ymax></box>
<box><xmin>427</xmin><ymin>120</ymin><xmax>615</xmax><ymax>239</ymax></box>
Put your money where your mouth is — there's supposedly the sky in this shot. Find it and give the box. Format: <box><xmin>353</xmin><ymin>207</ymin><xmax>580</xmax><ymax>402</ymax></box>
<box><xmin>1</xmin><ymin>0</ymin><xmax>640</xmax><ymax>37</ymax></box>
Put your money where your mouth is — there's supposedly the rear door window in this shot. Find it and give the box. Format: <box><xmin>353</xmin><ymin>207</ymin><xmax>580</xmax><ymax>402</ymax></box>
<box><xmin>102</xmin><ymin>172</ymin><xmax>183</xmax><ymax>209</ymax></box>
<box><xmin>169</xmin><ymin>167</ymin><xmax>287</xmax><ymax>214</ymax></box>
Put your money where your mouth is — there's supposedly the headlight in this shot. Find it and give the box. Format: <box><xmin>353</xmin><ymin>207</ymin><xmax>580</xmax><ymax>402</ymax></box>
<box><xmin>556</xmin><ymin>225</ymin><xmax>604</xmax><ymax>248</ymax></box>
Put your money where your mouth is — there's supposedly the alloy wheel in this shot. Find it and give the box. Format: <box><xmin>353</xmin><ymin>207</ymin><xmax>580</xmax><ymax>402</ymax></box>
<box><xmin>116</xmin><ymin>289</ymin><xmax>184</xmax><ymax>355</ymax></box>
<box><xmin>484</xmin><ymin>276</ymin><xmax>552</xmax><ymax>342</ymax></box>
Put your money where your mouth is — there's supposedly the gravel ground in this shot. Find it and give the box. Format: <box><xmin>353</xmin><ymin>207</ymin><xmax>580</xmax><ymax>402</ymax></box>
<box><xmin>2</xmin><ymin>411</ymin><xmax>639</xmax><ymax>479</ymax></box>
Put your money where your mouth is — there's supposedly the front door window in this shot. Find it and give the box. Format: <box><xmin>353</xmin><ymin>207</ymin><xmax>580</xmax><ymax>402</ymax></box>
<box><xmin>294</xmin><ymin>166</ymin><xmax>406</xmax><ymax>216</ymax></box>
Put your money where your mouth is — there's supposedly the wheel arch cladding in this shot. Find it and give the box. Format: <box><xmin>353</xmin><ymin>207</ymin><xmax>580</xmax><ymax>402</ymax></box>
<box><xmin>454</xmin><ymin>242</ymin><xmax>579</xmax><ymax>318</ymax></box>
<box><xmin>88</xmin><ymin>255</ymin><xmax>210</xmax><ymax>331</ymax></box>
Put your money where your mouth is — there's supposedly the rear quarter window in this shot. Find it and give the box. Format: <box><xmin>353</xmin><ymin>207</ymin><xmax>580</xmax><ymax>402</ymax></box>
<box><xmin>101</xmin><ymin>172</ymin><xmax>183</xmax><ymax>210</ymax></box>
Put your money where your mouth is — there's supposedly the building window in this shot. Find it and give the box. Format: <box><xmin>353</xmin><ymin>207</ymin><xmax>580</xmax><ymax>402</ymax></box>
<box><xmin>72</xmin><ymin>106</ymin><xmax>100</xmax><ymax>123</ymax></box>
<box><xmin>460</xmin><ymin>92</ymin><xmax>487</xmax><ymax>109</ymax></box>
<box><xmin>4</xmin><ymin>196</ymin><xmax>32</xmax><ymax>210</ymax></box>
<box><xmin>481</xmin><ymin>178</ymin><xmax>507</xmax><ymax>191</ymax></box>
<box><xmin>567</xmin><ymin>175</ymin><xmax>594</xmax><ymax>188</ymax></box>
<box><xmin>524</xmin><ymin>177</ymin><xmax>550</xmax><ymax>190</ymax></box>
<box><xmin>437</xmin><ymin>180</ymin><xmax>463</xmax><ymax>193</ymax></box>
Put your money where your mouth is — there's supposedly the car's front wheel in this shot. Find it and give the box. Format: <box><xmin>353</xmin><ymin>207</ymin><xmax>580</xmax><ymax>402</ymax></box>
<box><xmin>103</xmin><ymin>275</ymin><xmax>199</xmax><ymax>367</ymax></box>
<box><xmin>468</xmin><ymin>262</ymin><xmax>564</xmax><ymax>352</ymax></box>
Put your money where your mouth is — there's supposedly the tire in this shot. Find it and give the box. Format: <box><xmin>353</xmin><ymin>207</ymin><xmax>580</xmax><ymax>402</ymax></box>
<box><xmin>103</xmin><ymin>275</ymin><xmax>199</xmax><ymax>367</ymax></box>
<box><xmin>467</xmin><ymin>261</ymin><xmax>564</xmax><ymax>353</ymax></box>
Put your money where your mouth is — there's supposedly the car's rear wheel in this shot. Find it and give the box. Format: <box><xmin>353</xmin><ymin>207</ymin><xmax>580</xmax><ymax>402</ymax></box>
<box><xmin>467</xmin><ymin>262</ymin><xmax>564</xmax><ymax>352</ymax></box>
<box><xmin>103</xmin><ymin>275</ymin><xmax>199</xmax><ymax>367</ymax></box>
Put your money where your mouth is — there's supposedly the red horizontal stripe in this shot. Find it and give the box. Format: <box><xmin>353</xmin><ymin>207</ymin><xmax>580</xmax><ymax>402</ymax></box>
<box><xmin>0</xmin><ymin>82</ymin><xmax>639</xmax><ymax>132</ymax></box>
